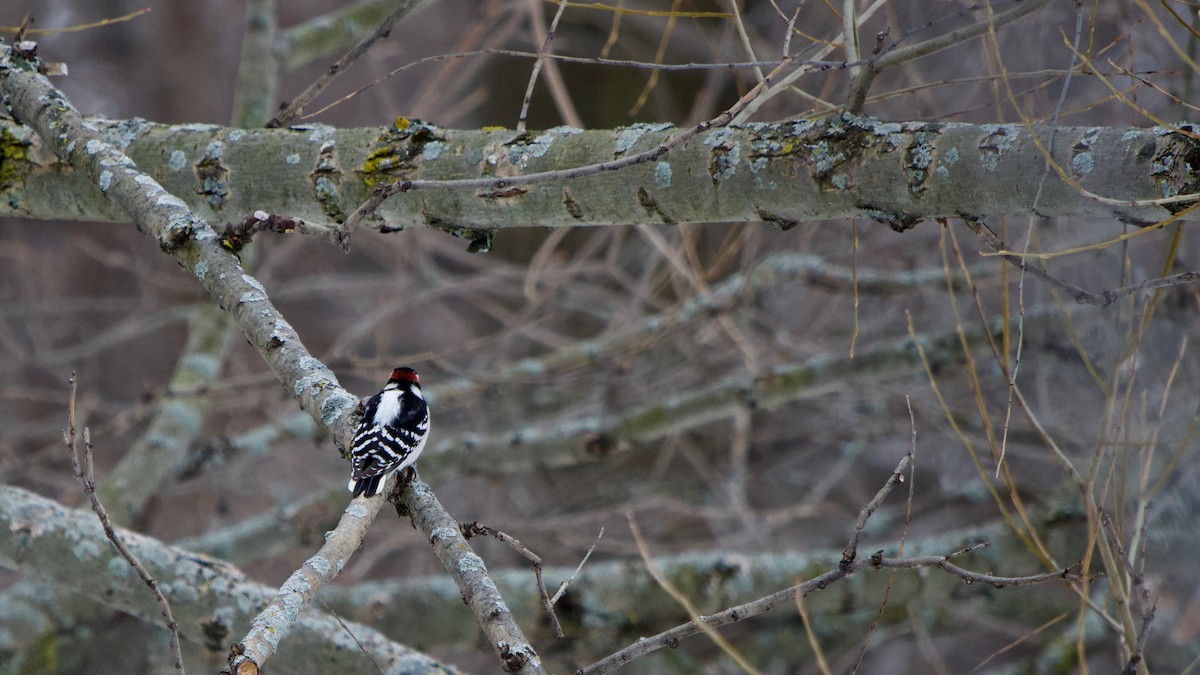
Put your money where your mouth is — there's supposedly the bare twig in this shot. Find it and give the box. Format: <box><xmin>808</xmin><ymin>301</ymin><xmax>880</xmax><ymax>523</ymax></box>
<box><xmin>1119</xmin><ymin>604</ymin><xmax>1157</xmax><ymax>675</ymax></box>
<box><xmin>63</xmin><ymin>372</ymin><xmax>184</xmax><ymax>675</ymax></box>
<box><xmin>841</xmin><ymin>453</ymin><xmax>912</xmax><ymax>569</ymax></box>
<box><xmin>268</xmin><ymin>0</ymin><xmax>422</xmax><ymax>128</ymax></box>
<box><xmin>964</xmin><ymin>216</ymin><xmax>1200</xmax><ymax>306</ymax></box>
<box><xmin>517</xmin><ymin>0</ymin><xmax>578</xmax><ymax>131</ymax></box>
<box><xmin>626</xmin><ymin>511</ymin><xmax>762</xmax><ymax>675</ymax></box>
<box><xmin>852</xmin><ymin>402</ymin><xmax>919</xmax><ymax>673</ymax></box>
<box><xmin>315</xmin><ymin>596</ymin><xmax>387</xmax><ymax>674</ymax></box>
<box><xmin>462</xmin><ymin>521</ymin><xmax>563</xmax><ymax>638</ymax></box>
<box><xmin>574</xmin><ymin>457</ymin><xmax>1084</xmax><ymax>675</ymax></box>
<box><xmin>575</xmin><ymin>548</ymin><xmax>1083</xmax><ymax>675</ymax></box>
<box><xmin>794</xmin><ymin>588</ymin><xmax>832</xmax><ymax>675</ymax></box>
<box><xmin>550</xmin><ymin>527</ymin><xmax>604</xmax><ymax>605</ymax></box>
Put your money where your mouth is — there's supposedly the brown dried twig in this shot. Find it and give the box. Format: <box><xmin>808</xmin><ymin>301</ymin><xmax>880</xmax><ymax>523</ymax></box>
<box><xmin>962</xmin><ymin>216</ymin><xmax>1200</xmax><ymax>306</ymax></box>
<box><xmin>575</xmin><ymin>452</ymin><xmax>1083</xmax><ymax>675</ymax></box>
<box><xmin>462</xmin><ymin>521</ymin><xmax>563</xmax><ymax>638</ymax></box>
<box><xmin>841</xmin><ymin>453</ymin><xmax>912</xmax><ymax>569</ymax></box>
<box><xmin>63</xmin><ymin>372</ymin><xmax>184</xmax><ymax>675</ymax></box>
<box><xmin>268</xmin><ymin>1</ymin><xmax>423</xmax><ymax>128</ymax></box>
<box><xmin>461</xmin><ymin>521</ymin><xmax>604</xmax><ymax>640</ymax></box>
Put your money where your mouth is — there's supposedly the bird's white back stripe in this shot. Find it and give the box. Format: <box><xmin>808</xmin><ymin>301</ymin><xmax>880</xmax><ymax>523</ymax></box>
<box><xmin>373</xmin><ymin>389</ymin><xmax>402</xmax><ymax>426</ymax></box>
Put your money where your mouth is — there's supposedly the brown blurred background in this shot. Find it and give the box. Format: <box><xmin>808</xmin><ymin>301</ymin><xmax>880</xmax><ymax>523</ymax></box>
<box><xmin>2</xmin><ymin>1</ymin><xmax>1199</xmax><ymax>673</ymax></box>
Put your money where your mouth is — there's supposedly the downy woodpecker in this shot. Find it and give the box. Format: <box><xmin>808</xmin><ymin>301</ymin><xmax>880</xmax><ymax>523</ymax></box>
<box><xmin>348</xmin><ymin>367</ymin><xmax>430</xmax><ymax>498</ymax></box>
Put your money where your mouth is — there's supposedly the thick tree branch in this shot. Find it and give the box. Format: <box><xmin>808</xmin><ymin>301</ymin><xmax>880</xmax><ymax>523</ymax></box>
<box><xmin>227</xmin><ymin>486</ymin><xmax>391</xmax><ymax>674</ymax></box>
<box><xmin>2</xmin><ymin>115</ymin><xmax>1196</xmax><ymax>231</ymax></box>
<box><xmin>0</xmin><ymin>484</ymin><xmax>450</xmax><ymax>673</ymax></box>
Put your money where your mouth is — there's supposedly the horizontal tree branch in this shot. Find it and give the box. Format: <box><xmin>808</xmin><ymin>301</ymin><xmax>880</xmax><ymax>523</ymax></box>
<box><xmin>2</xmin><ymin>115</ymin><xmax>1195</xmax><ymax>232</ymax></box>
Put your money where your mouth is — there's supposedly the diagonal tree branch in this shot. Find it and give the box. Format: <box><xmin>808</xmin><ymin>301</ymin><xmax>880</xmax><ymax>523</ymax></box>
<box><xmin>0</xmin><ymin>43</ymin><xmax>542</xmax><ymax>675</ymax></box>
<box><xmin>399</xmin><ymin>474</ymin><xmax>549</xmax><ymax>674</ymax></box>
<box><xmin>0</xmin><ymin>47</ymin><xmax>360</xmax><ymax>448</ymax></box>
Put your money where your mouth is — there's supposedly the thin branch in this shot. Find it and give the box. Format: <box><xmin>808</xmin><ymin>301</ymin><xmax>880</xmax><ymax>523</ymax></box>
<box><xmin>550</xmin><ymin>527</ymin><xmax>604</xmax><ymax>605</ymax></box>
<box><xmin>430</xmin><ymin>306</ymin><xmax>1058</xmax><ymax>477</ymax></box>
<box><xmin>574</xmin><ymin>451</ymin><xmax>1084</xmax><ymax>674</ymax></box>
<box><xmin>517</xmin><ymin>0</ymin><xmax>578</xmax><ymax>131</ymax></box>
<box><xmin>462</xmin><ymin>521</ymin><xmax>563</xmax><ymax>639</ymax></box>
<box><xmin>575</xmin><ymin>549</ymin><xmax>1084</xmax><ymax>675</ymax></box>
<box><xmin>269</xmin><ymin>0</ymin><xmax>422</xmax><ymax>128</ymax></box>
<box><xmin>314</xmin><ymin>596</ymin><xmax>387</xmax><ymax>674</ymax></box>
<box><xmin>0</xmin><ymin>484</ymin><xmax>448</xmax><ymax>671</ymax></box>
<box><xmin>63</xmin><ymin>372</ymin><xmax>184</xmax><ymax>675</ymax></box>
<box><xmin>841</xmin><ymin>453</ymin><xmax>912</xmax><ymax>568</ymax></box>
<box><xmin>872</xmin><ymin>0</ymin><xmax>1055</xmax><ymax>72</ymax></box>
<box><xmin>1118</xmin><ymin>604</ymin><xmax>1156</xmax><ymax>675</ymax></box>
<box><xmin>853</xmin><ymin>402</ymin><xmax>919</xmax><ymax>672</ymax></box>
<box><xmin>626</xmin><ymin>511</ymin><xmax>762</xmax><ymax>675</ymax></box>
<box><xmin>0</xmin><ymin>42</ymin><xmax>507</xmax><ymax>675</ymax></box>
<box><xmin>964</xmin><ymin>216</ymin><xmax>1200</xmax><ymax>306</ymax></box>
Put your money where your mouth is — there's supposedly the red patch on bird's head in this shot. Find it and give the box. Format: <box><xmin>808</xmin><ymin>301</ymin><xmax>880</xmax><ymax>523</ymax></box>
<box><xmin>389</xmin><ymin>367</ymin><xmax>420</xmax><ymax>383</ymax></box>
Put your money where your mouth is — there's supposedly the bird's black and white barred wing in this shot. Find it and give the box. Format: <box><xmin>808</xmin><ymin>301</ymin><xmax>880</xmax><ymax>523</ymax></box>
<box><xmin>348</xmin><ymin>389</ymin><xmax>430</xmax><ymax>497</ymax></box>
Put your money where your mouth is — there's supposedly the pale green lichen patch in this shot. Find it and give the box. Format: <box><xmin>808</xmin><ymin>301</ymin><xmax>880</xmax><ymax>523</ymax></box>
<box><xmin>293</xmin><ymin>358</ymin><xmax>336</xmax><ymax>396</ymax></box>
<box><xmin>311</xmin><ymin>140</ymin><xmax>345</xmax><ymax>221</ymax></box>
<box><xmin>181</xmin><ymin>352</ymin><xmax>221</xmax><ymax>379</ymax></box>
<box><xmin>73</xmin><ymin>539</ymin><xmax>100</xmax><ymax>560</ymax></box>
<box><xmin>107</xmin><ymin>556</ymin><xmax>132</xmax><ymax>579</ymax></box>
<box><xmin>505</xmin><ymin>126</ymin><xmax>581</xmax><ymax>169</ymax></box>
<box><xmin>978</xmin><ymin>125</ymin><xmax>1018</xmax><ymax>172</ymax></box>
<box><xmin>615</xmin><ymin>122</ymin><xmax>671</xmax><ymax>154</ymax></box>
<box><xmin>1071</xmin><ymin>129</ymin><xmax>1100</xmax><ymax>177</ymax></box>
<box><xmin>654</xmin><ymin>161</ymin><xmax>672</xmax><ymax>187</ymax></box>
<box><xmin>904</xmin><ymin>133</ymin><xmax>937</xmax><ymax>193</ymax></box>
<box><xmin>168</xmin><ymin>149</ymin><xmax>187</xmax><ymax>171</ymax></box>
<box><xmin>321</xmin><ymin>390</ymin><xmax>358</xmax><ymax>426</ymax></box>
<box><xmin>308</xmin><ymin>555</ymin><xmax>332</xmax><ymax>577</ymax></box>
<box><xmin>1072</xmin><ymin>152</ymin><xmax>1094</xmax><ymax>176</ymax></box>
<box><xmin>708</xmin><ymin>140</ymin><xmax>740</xmax><ymax>183</ymax></box>
<box><xmin>422</xmin><ymin>140</ymin><xmax>443</xmax><ymax>160</ymax></box>
<box><xmin>195</xmin><ymin>141</ymin><xmax>230</xmax><ymax>209</ymax></box>
<box><xmin>936</xmin><ymin>144</ymin><xmax>964</xmax><ymax>176</ymax></box>
<box><xmin>101</xmin><ymin>117</ymin><xmax>149</xmax><ymax>148</ymax></box>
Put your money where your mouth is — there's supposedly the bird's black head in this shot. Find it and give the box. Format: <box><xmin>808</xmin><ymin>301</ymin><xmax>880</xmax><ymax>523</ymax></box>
<box><xmin>388</xmin><ymin>367</ymin><xmax>420</xmax><ymax>384</ymax></box>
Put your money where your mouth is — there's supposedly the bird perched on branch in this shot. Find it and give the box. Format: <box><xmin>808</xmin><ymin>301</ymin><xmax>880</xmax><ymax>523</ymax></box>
<box><xmin>348</xmin><ymin>367</ymin><xmax>430</xmax><ymax>498</ymax></box>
